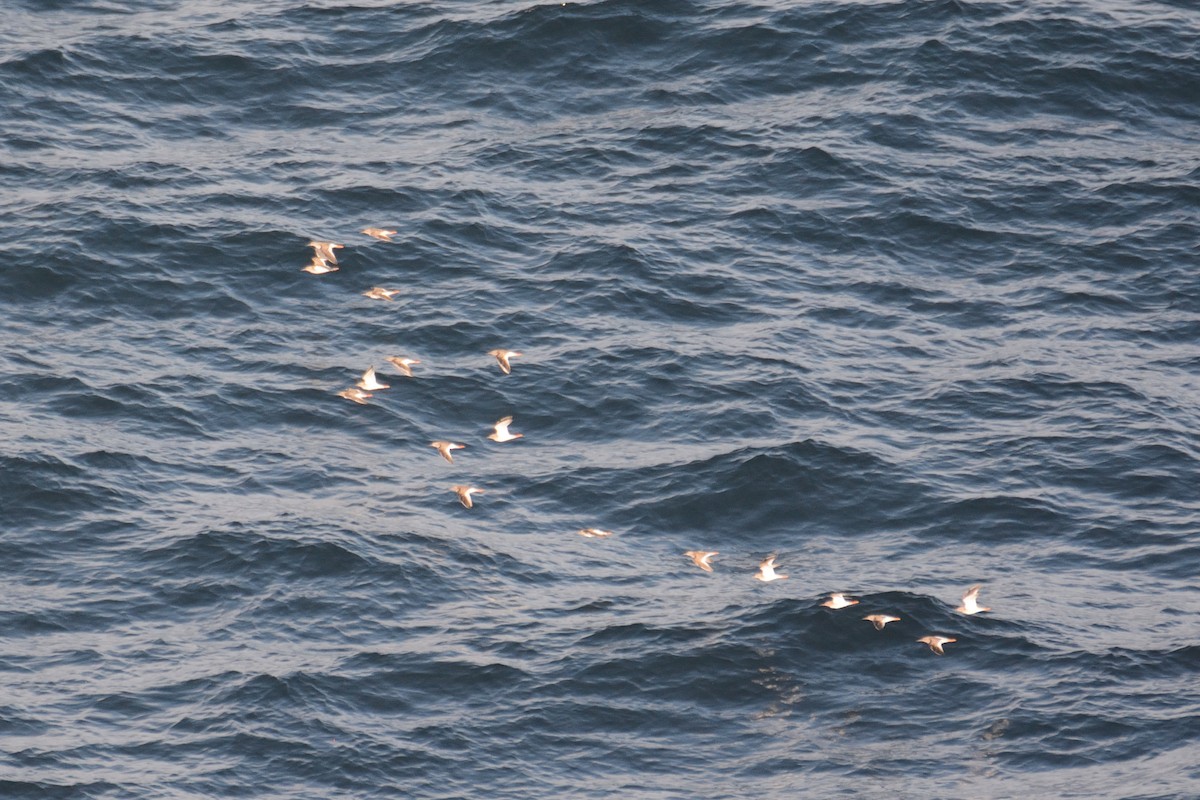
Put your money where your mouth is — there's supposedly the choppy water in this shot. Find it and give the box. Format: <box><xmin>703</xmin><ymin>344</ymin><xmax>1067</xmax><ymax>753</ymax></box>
<box><xmin>2</xmin><ymin>0</ymin><xmax>1199</xmax><ymax>797</ymax></box>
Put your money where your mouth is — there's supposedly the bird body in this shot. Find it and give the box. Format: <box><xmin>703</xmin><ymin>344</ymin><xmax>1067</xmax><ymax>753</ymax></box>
<box><xmin>431</xmin><ymin>441</ymin><xmax>465</xmax><ymax>463</ymax></box>
<box><xmin>684</xmin><ymin>550</ymin><xmax>719</xmax><ymax>572</ymax></box>
<box><xmin>302</xmin><ymin>257</ymin><xmax>338</xmax><ymax>274</ymax></box>
<box><xmin>754</xmin><ymin>556</ymin><xmax>787</xmax><ymax>582</ymax></box>
<box><xmin>361</xmin><ymin>227</ymin><xmax>397</xmax><ymax>241</ymax></box>
<box><xmin>578</xmin><ymin>528</ymin><xmax>613</xmax><ymax>538</ymax></box>
<box><xmin>386</xmin><ymin>356</ymin><xmax>420</xmax><ymax>377</ymax></box>
<box><xmin>363</xmin><ymin>287</ymin><xmax>400</xmax><ymax>301</ymax></box>
<box><xmin>488</xmin><ymin>416</ymin><xmax>523</xmax><ymax>442</ymax></box>
<box><xmin>956</xmin><ymin>585</ymin><xmax>991</xmax><ymax>615</ymax></box>
<box><xmin>452</xmin><ymin>485</ymin><xmax>484</xmax><ymax>508</ymax></box>
<box><xmin>307</xmin><ymin>241</ymin><xmax>344</xmax><ymax>263</ymax></box>
<box><xmin>918</xmin><ymin>635</ymin><xmax>956</xmax><ymax>655</ymax></box>
<box><xmin>821</xmin><ymin>593</ymin><xmax>859</xmax><ymax>609</ymax></box>
<box><xmin>337</xmin><ymin>387</ymin><xmax>372</xmax><ymax>405</ymax></box>
<box><xmin>357</xmin><ymin>367</ymin><xmax>390</xmax><ymax>391</ymax></box>
<box><xmin>488</xmin><ymin>349</ymin><xmax>522</xmax><ymax>375</ymax></box>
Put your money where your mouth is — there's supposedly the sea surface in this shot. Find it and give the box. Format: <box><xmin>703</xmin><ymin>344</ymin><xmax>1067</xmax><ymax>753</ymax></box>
<box><xmin>1</xmin><ymin>0</ymin><xmax>1198</xmax><ymax>797</ymax></box>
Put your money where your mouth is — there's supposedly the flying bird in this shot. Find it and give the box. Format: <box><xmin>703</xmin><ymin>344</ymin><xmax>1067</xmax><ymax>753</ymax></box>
<box><xmin>863</xmin><ymin>614</ymin><xmax>901</xmax><ymax>631</ymax></box>
<box><xmin>684</xmin><ymin>550</ymin><xmax>719</xmax><ymax>572</ymax></box>
<box><xmin>431</xmin><ymin>441</ymin><xmax>465</xmax><ymax>463</ymax></box>
<box><xmin>356</xmin><ymin>367</ymin><xmax>390</xmax><ymax>391</ymax></box>
<box><xmin>821</xmin><ymin>593</ymin><xmax>859</xmax><ymax>609</ymax></box>
<box><xmin>488</xmin><ymin>349</ymin><xmax>522</xmax><ymax>375</ymax></box>
<box><xmin>302</xmin><ymin>257</ymin><xmax>338</xmax><ymax>274</ymax></box>
<box><xmin>956</xmin><ymin>585</ymin><xmax>991</xmax><ymax>615</ymax></box>
<box><xmin>386</xmin><ymin>356</ymin><xmax>420</xmax><ymax>377</ymax></box>
<box><xmin>917</xmin><ymin>635</ymin><xmax>956</xmax><ymax>655</ymax></box>
<box><xmin>362</xmin><ymin>287</ymin><xmax>400</xmax><ymax>301</ymax></box>
<box><xmin>307</xmin><ymin>241</ymin><xmax>344</xmax><ymax>264</ymax></box>
<box><xmin>754</xmin><ymin>555</ymin><xmax>787</xmax><ymax>582</ymax></box>
<box><xmin>361</xmin><ymin>227</ymin><xmax>397</xmax><ymax>241</ymax></box>
<box><xmin>488</xmin><ymin>416</ymin><xmax>523</xmax><ymax>442</ymax></box>
<box><xmin>577</xmin><ymin>528</ymin><xmax>613</xmax><ymax>538</ymax></box>
<box><xmin>336</xmin><ymin>387</ymin><xmax>372</xmax><ymax>405</ymax></box>
<box><xmin>452</xmin><ymin>485</ymin><xmax>484</xmax><ymax>508</ymax></box>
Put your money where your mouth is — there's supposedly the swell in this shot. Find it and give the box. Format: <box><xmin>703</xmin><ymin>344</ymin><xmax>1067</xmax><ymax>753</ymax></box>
<box><xmin>1</xmin><ymin>0</ymin><xmax>1199</xmax><ymax>797</ymax></box>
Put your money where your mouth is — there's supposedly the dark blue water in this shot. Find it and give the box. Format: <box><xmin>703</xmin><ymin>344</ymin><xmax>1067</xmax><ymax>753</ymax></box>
<box><xmin>2</xmin><ymin>0</ymin><xmax>1198</xmax><ymax>796</ymax></box>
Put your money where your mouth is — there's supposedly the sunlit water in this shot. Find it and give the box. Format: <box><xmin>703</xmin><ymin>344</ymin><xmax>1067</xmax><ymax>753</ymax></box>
<box><xmin>1</xmin><ymin>1</ymin><xmax>1198</xmax><ymax>797</ymax></box>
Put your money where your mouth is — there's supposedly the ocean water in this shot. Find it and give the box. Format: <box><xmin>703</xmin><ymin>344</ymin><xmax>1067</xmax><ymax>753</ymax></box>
<box><xmin>1</xmin><ymin>0</ymin><xmax>1198</xmax><ymax>797</ymax></box>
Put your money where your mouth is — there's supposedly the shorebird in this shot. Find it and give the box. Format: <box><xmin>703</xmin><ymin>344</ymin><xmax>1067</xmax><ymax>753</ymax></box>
<box><xmin>452</xmin><ymin>485</ymin><xmax>483</xmax><ymax>508</ymax></box>
<box><xmin>356</xmin><ymin>367</ymin><xmax>390</xmax><ymax>391</ymax></box>
<box><xmin>302</xmin><ymin>257</ymin><xmax>338</xmax><ymax>274</ymax></box>
<box><xmin>578</xmin><ymin>528</ymin><xmax>613</xmax><ymax>538</ymax></box>
<box><xmin>821</xmin><ymin>593</ymin><xmax>859</xmax><ymax>609</ymax></box>
<box><xmin>917</xmin><ymin>635</ymin><xmax>956</xmax><ymax>655</ymax></box>
<box><xmin>754</xmin><ymin>555</ymin><xmax>787</xmax><ymax>582</ymax></box>
<box><xmin>684</xmin><ymin>550</ymin><xmax>719</xmax><ymax>572</ymax></box>
<box><xmin>307</xmin><ymin>241</ymin><xmax>343</xmax><ymax>264</ymax></box>
<box><xmin>488</xmin><ymin>349</ymin><xmax>522</xmax><ymax>375</ymax></box>
<box><xmin>431</xmin><ymin>441</ymin><xmax>465</xmax><ymax>463</ymax></box>
<box><xmin>361</xmin><ymin>227</ymin><xmax>397</xmax><ymax>241</ymax></box>
<box><xmin>362</xmin><ymin>287</ymin><xmax>400</xmax><ymax>301</ymax></box>
<box><xmin>863</xmin><ymin>614</ymin><xmax>901</xmax><ymax>631</ymax></box>
<box><xmin>488</xmin><ymin>416</ymin><xmax>523</xmax><ymax>442</ymax></box>
<box><xmin>956</xmin><ymin>585</ymin><xmax>991</xmax><ymax>615</ymax></box>
<box><xmin>336</xmin><ymin>387</ymin><xmax>372</xmax><ymax>405</ymax></box>
<box><xmin>386</xmin><ymin>356</ymin><xmax>420</xmax><ymax>377</ymax></box>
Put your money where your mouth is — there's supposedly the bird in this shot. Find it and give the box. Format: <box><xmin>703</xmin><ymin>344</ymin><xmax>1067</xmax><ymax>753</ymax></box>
<box><xmin>754</xmin><ymin>555</ymin><xmax>787</xmax><ymax>582</ymax></box>
<box><xmin>684</xmin><ymin>550</ymin><xmax>718</xmax><ymax>572</ymax></box>
<box><xmin>356</xmin><ymin>367</ymin><xmax>389</xmax><ymax>391</ymax></box>
<box><xmin>863</xmin><ymin>614</ymin><xmax>901</xmax><ymax>631</ymax></box>
<box><xmin>821</xmin><ymin>593</ymin><xmax>859</xmax><ymax>609</ymax></box>
<box><xmin>431</xmin><ymin>441</ymin><xmax>465</xmax><ymax>463</ymax></box>
<box><xmin>386</xmin><ymin>356</ymin><xmax>420</xmax><ymax>377</ymax></box>
<box><xmin>302</xmin><ymin>257</ymin><xmax>338</xmax><ymax>274</ymax></box>
<box><xmin>307</xmin><ymin>241</ymin><xmax>343</xmax><ymax>263</ymax></box>
<box><xmin>336</xmin><ymin>387</ymin><xmax>372</xmax><ymax>405</ymax></box>
<box><xmin>452</xmin><ymin>485</ymin><xmax>483</xmax><ymax>508</ymax></box>
<box><xmin>362</xmin><ymin>287</ymin><xmax>400</xmax><ymax>301</ymax></box>
<box><xmin>956</xmin><ymin>585</ymin><xmax>991</xmax><ymax>615</ymax></box>
<box><xmin>361</xmin><ymin>227</ymin><xmax>397</xmax><ymax>241</ymax></box>
<box><xmin>918</xmin><ymin>635</ymin><xmax>956</xmax><ymax>655</ymax></box>
<box><xmin>578</xmin><ymin>528</ymin><xmax>613</xmax><ymax>538</ymax></box>
<box><xmin>488</xmin><ymin>416</ymin><xmax>523</xmax><ymax>442</ymax></box>
<box><xmin>488</xmin><ymin>349</ymin><xmax>522</xmax><ymax>375</ymax></box>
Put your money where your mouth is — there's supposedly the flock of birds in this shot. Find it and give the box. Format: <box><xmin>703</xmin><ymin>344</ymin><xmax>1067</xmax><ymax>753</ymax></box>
<box><xmin>302</xmin><ymin>230</ymin><xmax>991</xmax><ymax>656</ymax></box>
